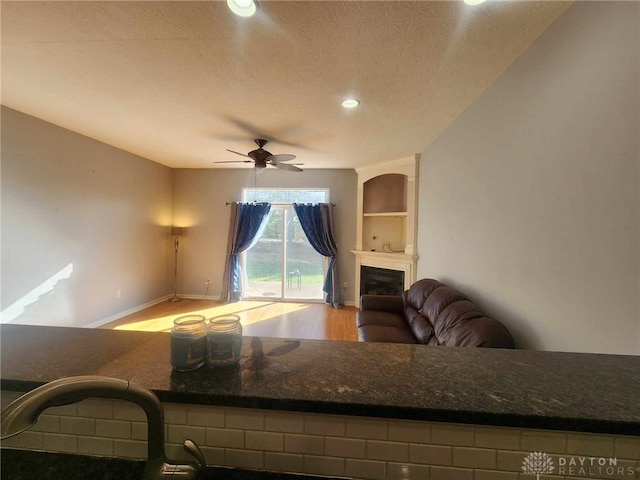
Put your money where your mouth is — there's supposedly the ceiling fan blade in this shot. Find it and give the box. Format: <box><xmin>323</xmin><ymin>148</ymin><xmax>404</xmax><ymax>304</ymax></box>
<box><xmin>274</xmin><ymin>162</ymin><xmax>303</xmax><ymax>172</ymax></box>
<box><xmin>267</xmin><ymin>154</ymin><xmax>296</xmax><ymax>164</ymax></box>
<box><xmin>213</xmin><ymin>160</ymin><xmax>253</xmax><ymax>164</ymax></box>
<box><xmin>226</xmin><ymin>149</ymin><xmax>251</xmax><ymax>158</ymax></box>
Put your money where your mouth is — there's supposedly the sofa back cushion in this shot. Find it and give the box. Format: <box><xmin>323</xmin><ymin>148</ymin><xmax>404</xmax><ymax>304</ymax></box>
<box><xmin>402</xmin><ymin>279</ymin><xmax>440</xmax><ymax>344</ymax></box>
<box><xmin>402</xmin><ymin>279</ymin><xmax>515</xmax><ymax>348</ymax></box>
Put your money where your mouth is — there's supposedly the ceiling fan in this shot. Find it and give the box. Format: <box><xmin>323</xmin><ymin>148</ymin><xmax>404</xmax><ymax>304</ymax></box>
<box><xmin>213</xmin><ymin>139</ymin><xmax>303</xmax><ymax>172</ymax></box>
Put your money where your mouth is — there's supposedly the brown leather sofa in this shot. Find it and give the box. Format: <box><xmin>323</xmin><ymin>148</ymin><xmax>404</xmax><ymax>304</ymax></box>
<box><xmin>357</xmin><ymin>278</ymin><xmax>515</xmax><ymax>348</ymax></box>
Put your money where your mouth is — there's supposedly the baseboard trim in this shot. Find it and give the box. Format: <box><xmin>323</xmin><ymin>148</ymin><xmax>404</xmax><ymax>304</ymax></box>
<box><xmin>86</xmin><ymin>295</ymin><xmax>172</xmax><ymax>328</ymax></box>
<box><xmin>179</xmin><ymin>294</ymin><xmax>221</xmax><ymax>301</ymax></box>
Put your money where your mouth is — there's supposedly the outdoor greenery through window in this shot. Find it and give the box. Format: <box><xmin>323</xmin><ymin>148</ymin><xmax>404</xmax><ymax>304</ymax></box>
<box><xmin>242</xmin><ymin>189</ymin><xmax>329</xmax><ymax>301</ymax></box>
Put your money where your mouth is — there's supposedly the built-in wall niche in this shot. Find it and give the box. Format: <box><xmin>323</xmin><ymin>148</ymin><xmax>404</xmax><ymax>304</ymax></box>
<box><xmin>363</xmin><ymin>215</ymin><xmax>406</xmax><ymax>252</ymax></box>
<box><xmin>362</xmin><ymin>173</ymin><xmax>408</xmax><ymax>252</ymax></box>
<box><xmin>363</xmin><ymin>174</ymin><xmax>407</xmax><ymax>214</ymax></box>
<box><xmin>352</xmin><ymin>155</ymin><xmax>420</xmax><ymax>306</ymax></box>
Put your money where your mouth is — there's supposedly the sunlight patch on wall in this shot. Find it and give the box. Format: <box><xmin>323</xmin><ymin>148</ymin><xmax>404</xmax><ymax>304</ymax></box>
<box><xmin>0</xmin><ymin>263</ymin><xmax>74</xmax><ymax>323</ymax></box>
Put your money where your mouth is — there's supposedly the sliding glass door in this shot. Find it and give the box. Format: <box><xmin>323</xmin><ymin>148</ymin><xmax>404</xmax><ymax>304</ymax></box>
<box><xmin>242</xmin><ymin>189</ymin><xmax>328</xmax><ymax>301</ymax></box>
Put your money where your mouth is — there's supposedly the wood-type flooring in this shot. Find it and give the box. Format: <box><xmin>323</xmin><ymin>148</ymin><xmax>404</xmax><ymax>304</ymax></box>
<box><xmin>102</xmin><ymin>299</ymin><xmax>359</xmax><ymax>342</ymax></box>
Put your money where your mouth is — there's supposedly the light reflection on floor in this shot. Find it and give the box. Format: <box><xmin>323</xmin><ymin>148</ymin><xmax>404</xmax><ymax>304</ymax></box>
<box><xmin>112</xmin><ymin>300</ymin><xmax>309</xmax><ymax>332</ymax></box>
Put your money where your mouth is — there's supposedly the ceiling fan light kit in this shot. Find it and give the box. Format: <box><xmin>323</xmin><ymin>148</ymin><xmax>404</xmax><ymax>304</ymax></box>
<box><xmin>227</xmin><ymin>0</ymin><xmax>256</xmax><ymax>17</ymax></box>
<box><xmin>214</xmin><ymin>139</ymin><xmax>303</xmax><ymax>172</ymax></box>
<box><xmin>342</xmin><ymin>99</ymin><xmax>360</xmax><ymax>109</ymax></box>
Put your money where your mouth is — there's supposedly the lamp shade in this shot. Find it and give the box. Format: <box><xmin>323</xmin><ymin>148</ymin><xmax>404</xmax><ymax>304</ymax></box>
<box><xmin>171</xmin><ymin>227</ymin><xmax>184</xmax><ymax>236</ymax></box>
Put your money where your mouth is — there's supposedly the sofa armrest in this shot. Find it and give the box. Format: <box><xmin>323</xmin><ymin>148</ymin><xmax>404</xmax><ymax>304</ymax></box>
<box><xmin>360</xmin><ymin>294</ymin><xmax>404</xmax><ymax>313</ymax></box>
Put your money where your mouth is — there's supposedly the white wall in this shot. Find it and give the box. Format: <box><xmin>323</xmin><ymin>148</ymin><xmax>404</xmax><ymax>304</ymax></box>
<box><xmin>0</xmin><ymin>106</ymin><xmax>358</xmax><ymax>330</ymax></box>
<box><xmin>418</xmin><ymin>2</ymin><xmax>639</xmax><ymax>354</ymax></box>
<box><xmin>1</xmin><ymin>107</ymin><xmax>174</xmax><ymax>327</ymax></box>
<box><xmin>172</xmin><ymin>168</ymin><xmax>358</xmax><ymax>303</ymax></box>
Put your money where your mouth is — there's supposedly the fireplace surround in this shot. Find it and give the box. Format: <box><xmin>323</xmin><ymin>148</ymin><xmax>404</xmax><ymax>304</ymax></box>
<box><xmin>360</xmin><ymin>265</ymin><xmax>405</xmax><ymax>296</ymax></box>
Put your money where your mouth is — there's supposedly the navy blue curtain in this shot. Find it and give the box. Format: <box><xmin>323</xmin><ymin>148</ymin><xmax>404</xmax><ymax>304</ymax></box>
<box><xmin>220</xmin><ymin>202</ymin><xmax>271</xmax><ymax>302</ymax></box>
<box><xmin>293</xmin><ymin>203</ymin><xmax>343</xmax><ymax>308</ymax></box>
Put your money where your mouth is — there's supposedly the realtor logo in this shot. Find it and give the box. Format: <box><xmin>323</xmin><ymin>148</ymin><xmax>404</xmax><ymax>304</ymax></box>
<box><xmin>522</xmin><ymin>451</ymin><xmax>555</xmax><ymax>479</ymax></box>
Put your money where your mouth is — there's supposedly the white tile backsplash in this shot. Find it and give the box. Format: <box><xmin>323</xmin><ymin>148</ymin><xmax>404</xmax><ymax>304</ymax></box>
<box><xmin>265</xmin><ymin>412</ymin><xmax>305</xmax><ymax>433</ymax></box>
<box><xmin>78</xmin><ymin>436</ymin><xmax>113</xmax><ymax>456</ymax></box>
<box><xmin>225</xmin><ymin>448</ymin><xmax>264</xmax><ymax>469</ymax></box>
<box><xmin>367</xmin><ymin>440</ymin><xmax>409</xmax><ymax>462</ymax></box>
<box><xmin>77</xmin><ymin>398</ymin><xmax>113</xmax><ymax>419</ymax></box>
<box><xmin>346</xmin><ymin>458</ymin><xmax>386</xmax><ymax>480</ymax></box>
<box><xmin>187</xmin><ymin>405</ymin><xmax>225</xmax><ymax>428</ymax></box>
<box><xmin>284</xmin><ymin>433</ymin><xmax>325</xmax><ymax>455</ymax></box>
<box><xmin>475</xmin><ymin>427</ymin><xmax>521</xmax><ymax>449</ymax></box>
<box><xmin>43</xmin><ymin>432</ymin><xmax>77</xmax><ymax>453</ymax></box>
<box><xmin>388</xmin><ymin>420</ymin><xmax>431</xmax><ymax>444</ymax></box>
<box><xmin>245</xmin><ymin>430</ymin><xmax>284</xmax><ymax>452</ymax></box>
<box><xmin>206</xmin><ymin>427</ymin><xmax>244</xmax><ymax>448</ymax></box>
<box><xmin>167</xmin><ymin>424</ymin><xmax>206</xmax><ymax>445</ymax></box>
<box><xmin>325</xmin><ymin>436</ymin><xmax>366</xmax><ymax>459</ymax></box>
<box><xmin>346</xmin><ymin>418</ymin><xmax>388</xmax><ymax>440</ymax></box>
<box><xmin>112</xmin><ymin>401</ymin><xmax>146</xmax><ymax>422</ymax></box>
<box><xmin>451</xmin><ymin>446</ymin><xmax>496</xmax><ymax>469</ymax></box>
<box><xmin>520</xmin><ymin>430</ymin><xmax>567</xmax><ymax>453</ymax></box>
<box><xmin>305</xmin><ymin>414</ymin><xmax>346</xmax><ymax>437</ymax></box>
<box><xmin>31</xmin><ymin>414</ymin><xmax>60</xmax><ymax>433</ymax></box>
<box><xmin>409</xmin><ymin>443</ymin><xmax>452</xmax><ymax>465</ymax></box>
<box><xmin>113</xmin><ymin>438</ymin><xmax>146</xmax><ymax>459</ymax></box>
<box><xmin>162</xmin><ymin>403</ymin><xmax>187</xmax><ymax>425</ymax></box>
<box><xmin>95</xmin><ymin>419</ymin><xmax>131</xmax><ymax>439</ymax></box>
<box><xmin>2</xmin><ymin>392</ymin><xmax>638</xmax><ymax>480</ymax></box>
<box><xmin>226</xmin><ymin>409</ymin><xmax>264</xmax><ymax>431</ymax></box>
<box><xmin>60</xmin><ymin>416</ymin><xmax>95</xmax><ymax>436</ymax></box>
<box><xmin>614</xmin><ymin>436</ymin><xmax>640</xmax><ymax>458</ymax></box>
<box><xmin>566</xmin><ymin>433</ymin><xmax>615</xmax><ymax>457</ymax></box>
<box><xmin>387</xmin><ymin>461</ymin><xmax>430</xmax><ymax>480</ymax></box>
<box><xmin>131</xmin><ymin>421</ymin><xmax>148</xmax><ymax>440</ymax></box>
<box><xmin>430</xmin><ymin>424</ymin><xmax>475</xmax><ymax>447</ymax></box>
<box><xmin>304</xmin><ymin>454</ymin><xmax>345</xmax><ymax>476</ymax></box>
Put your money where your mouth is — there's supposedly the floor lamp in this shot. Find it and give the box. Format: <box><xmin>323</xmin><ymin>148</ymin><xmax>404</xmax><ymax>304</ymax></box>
<box><xmin>170</xmin><ymin>227</ymin><xmax>184</xmax><ymax>302</ymax></box>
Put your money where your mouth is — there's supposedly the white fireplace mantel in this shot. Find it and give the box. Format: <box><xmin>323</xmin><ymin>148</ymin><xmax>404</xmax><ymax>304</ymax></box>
<box><xmin>352</xmin><ymin>250</ymin><xmax>418</xmax><ymax>307</ymax></box>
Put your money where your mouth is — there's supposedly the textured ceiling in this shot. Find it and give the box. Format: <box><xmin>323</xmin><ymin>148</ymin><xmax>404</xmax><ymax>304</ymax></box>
<box><xmin>1</xmin><ymin>1</ymin><xmax>571</xmax><ymax>169</ymax></box>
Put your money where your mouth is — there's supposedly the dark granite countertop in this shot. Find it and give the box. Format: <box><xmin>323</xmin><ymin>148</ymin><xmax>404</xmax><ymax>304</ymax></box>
<box><xmin>1</xmin><ymin>325</ymin><xmax>639</xmax><ymax>435</ymax></box>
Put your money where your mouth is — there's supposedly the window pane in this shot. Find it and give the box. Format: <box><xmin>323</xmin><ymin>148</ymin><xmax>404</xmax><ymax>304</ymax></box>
<box><xmin>241</xmin><ymin>189</ymin><xmax>328</xmax><ymax>301</ymax></box>
<box><xmin>244</xmin><ymin>209</ymin><xmax>282</xmax><ymax>298</ymax></box>
<box><xmin>244</xmin><ymin>189</ymin><xmax>328</xmax><ymax>204</ymax></box>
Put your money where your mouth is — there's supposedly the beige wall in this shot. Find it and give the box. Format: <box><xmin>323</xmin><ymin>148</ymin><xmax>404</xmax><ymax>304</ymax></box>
<box><xmin>171</xmin><ymin>168</ymin><xmax>357</xmax><ymax>303</ymax></box>
<box><xmin>0</xmin><ymin>106</ymin><xmax>358</xmax><ymax>328</ymax></box>
<box><xmin>1</xmin><ymin>107</ymin><xmax>174</xmax><ymax>327</ymax></box>
<box><xmin>417</xmin><ymin>2</ymin><xmax>639</xmax><ymax>354</ymax></box>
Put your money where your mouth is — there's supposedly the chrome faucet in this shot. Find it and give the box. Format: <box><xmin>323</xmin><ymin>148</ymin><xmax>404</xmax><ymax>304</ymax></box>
<box><xmin>1</xmin><ymin>376</ymin><xmax>205</xmax><ymax>480</ymax></box>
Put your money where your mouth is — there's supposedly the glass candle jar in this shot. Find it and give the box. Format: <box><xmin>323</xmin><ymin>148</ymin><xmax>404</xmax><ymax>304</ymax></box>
<box><xmin>170</xmin><ymin>314</ymin><xmax>207</xmax><ymax>371</ymax></box>
<box><xmin>207</xmin><ymin>315</ymin><xmax>243</xmax><ymax>367</ymax></box>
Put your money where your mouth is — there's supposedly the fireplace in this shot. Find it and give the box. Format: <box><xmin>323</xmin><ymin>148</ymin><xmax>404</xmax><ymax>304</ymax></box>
<box><xmin>360</xmin><ymin>266</ymin><xmax>405</xmax><ymax>296</ymax></box>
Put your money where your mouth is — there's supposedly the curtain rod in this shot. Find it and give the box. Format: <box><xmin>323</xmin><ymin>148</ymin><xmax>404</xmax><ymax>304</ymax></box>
<box><xmin>226</xmin><ymin>202</ymin><xmax>336</xmax><ymax>206</ymax></box>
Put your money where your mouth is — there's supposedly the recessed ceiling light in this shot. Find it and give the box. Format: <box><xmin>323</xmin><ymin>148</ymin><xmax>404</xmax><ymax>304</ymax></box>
<box><xmin>227</xmin><ymin>0</ymin><xmax>256</xmax><ymax>17</ymax></box>
<box><xmin>463</xmin><ymin>0</ymin><xmax>487</xmax><ymax>5</ymax></box>
<box><xmin>342</xmin><ymin>99</ymin><xmax>360</xmax><ymax>109</ymax></box>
